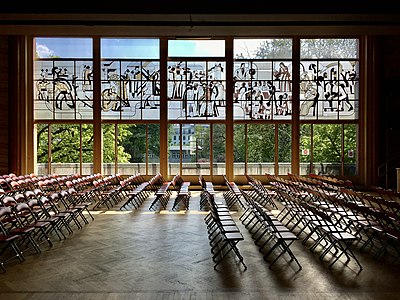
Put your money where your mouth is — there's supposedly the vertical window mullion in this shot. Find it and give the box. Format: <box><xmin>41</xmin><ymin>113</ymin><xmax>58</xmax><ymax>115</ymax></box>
<box><xmin>179</xmin><ymin>124</ymin><xmax>183</xmax><ymax>175</ymax></box>
<box><xmin>93</xmin><ymin>37</ymin><xmax>102</xmax><ymax>174</ymax></box>
<box><xmin>292</xmin><ymin>37</ymin><xmax>301</xmax><ymax>174</ymax></box>
<box><xmin>244</xmin><ymin>124</ymin><xmax>248</xmax><ymax>174</ymax></box>
<box><xmin>114</xmin><ymin>124</ymin><xmax>118</xmax><ymax>174</ymax></box>
<box><xmin>310</xmin><ymin>124</ymin><xmax>314</xmax><ymax>174</ymax></box>
<box><xmin>210</xmin><ymin>124</ymin><xmax>213</xmax><ymax>176</ymax></box>
<box><xmin>48</xmin><ymin>124</ymin><xmax>52</xmax><ymax>174</ymax></box>
<box><xmin>274</xmin><ymin>124</ymin><xmax>279</xmax><ymax>175</ymax></box>
<box><xmin>79</xmin><ymin>124</ymin><xmax>83</xmax><ymax>175</ymax></box>
<box><xmin>341</xmin><ymin>124</ymin><xmax>345</xmax><ymax>176</ymax></box>
<box><xmin>146</xmin><ymin>125</ymin><xmax>149</xmax><ymax>175</ymax></box>
<box><xmin>225</xmin><ymin>37</ymin><xmax>234</xmax><ymax>180</ymax></box>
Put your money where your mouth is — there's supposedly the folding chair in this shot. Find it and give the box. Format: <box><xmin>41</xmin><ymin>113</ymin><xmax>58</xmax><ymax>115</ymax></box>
<box><xmin>242</xmin><ymin>191</ymin><xmax>301</xmax><ymax>270</ymax></box>
<box><xmin>0</xmin><ymin>202</ymin><xmax>42</xmax><ymax>255</ymax></box>
<box><xmin>0</xmin><ymin>207</ymin><xmax>25</xmax><ymax>272</ymax></box>
<box><xmin>204</xmin><ymin>190</ymin><xmax>247</xmax><ymax>271</ymax></box>
<box><xmin>13</xmin><ymin>203</ymin><xmax>54</xmax><ymax>247</ymax></box>
<box><xmin>305</xmin><ymin>204</ymin><xmax>363</xmax><ymax>272</ymax></box>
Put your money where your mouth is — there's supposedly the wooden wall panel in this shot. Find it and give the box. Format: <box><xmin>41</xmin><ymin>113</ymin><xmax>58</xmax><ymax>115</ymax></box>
<box><xmin>378</xmin><ymin>36</ymin><xmax>400</xmax><ymax>188</ymax></box>
<box><xmin>0</xmin><ymin>36</ymin><xmax>8</xmax><ymax>175</ymax></box>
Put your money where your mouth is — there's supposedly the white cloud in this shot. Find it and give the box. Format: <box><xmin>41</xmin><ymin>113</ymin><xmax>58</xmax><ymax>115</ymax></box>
<box><xmin>36</xmin><ymin>43</ymin><xmax>54</xmax><ymax>58</ymax></box>
<box><xmin>195</xmin><ymin>40</ymin><xmax>224</xmax><ymax>56</ymax></box>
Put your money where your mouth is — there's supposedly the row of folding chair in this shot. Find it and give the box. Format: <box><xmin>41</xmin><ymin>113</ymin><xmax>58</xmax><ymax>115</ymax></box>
<box><xmin>119</xmin><ymin>174</ymin><xmax>151</xmax><ymax>210</ymax></box>
<box><xmin>222</xmin><ymin>175</ymin><xmax>246</xmax><ymax>210</ymax></box>
<box><xmin>308</xmin><ymin>173</ymin><xmax>354</xmax><ymax>189</ymax></box>
<box><xmin>0</xmin><ymin>173</ymin><xmax>83</xmax><ymax>198</ymax></box>
<box><xmin>170</xmin><ymin>174</ymin><xmax>191</xmax><ymax>210</ymax></box>
<box><xmin>265</xmin><ymin>173</ymin><xmax>310</xmax><ymax>204</ymax></box>
<box><xmin>271</xmin><ymin>173</ymin><xmax>400</xmax><ymax>267</ymax></box>
<box><xmin>340</xmin><ymin>187</ymin><xmax>400</xmax><ymax>224</ymax></box>
<box><xmin>149</xmin><ymin>180</ymin><xmax>173</xmax><ymax>211</ymax></box>
<box><xmin>0</xmin><ymin>205</ymin><xmax>40</xmax><ymax>272</ymax></box>
<box><xmin>268</xmin><ymin>176</ymin><xmax>363</xmax><ymax>272</ymax></box>
<box><xmin>286</xmin><ymin>176</ymin><xmax>400</xmax><ymax>267</ymax></box>
<box><xmin>240</xmin><ymin>190</ymin><xmax>302</xmax><ymax>270</ymax></box>
<box><xmin>245</xmin><ymin>174</ymin><xmax>278</xmax><ymax>209</ymax></box>
<box><xmin>4</xmin><ymin>174</ymin><xmax>98</xmax><ymax>230</ymax></box>
<box><xmin>0</xmin><ymin>185</ymin><xmax>93</xmax><ymax>272</ymax></box>
<box><xmin>287</xmin><ymin>173</ymin><xmax>341</xmax><ymax>194</ymax></box>
<box><xmin>92</xmin><ymin>175</ymin><xmax>127</xmax><ymax>210</ymax></box>
<box><xmin>330</xmin><ymin>188</ymin><xmax>400</xmax><ymax>264</ymax></box>
<box><xmin>199</xmin><ymin>175</ymin><xmax>215</xmax><ymax>210</ymax></box>
<box><xmin>203</xmin><ymin>190</ymin><xmax>247</xmax><ymax>270</ymax></box>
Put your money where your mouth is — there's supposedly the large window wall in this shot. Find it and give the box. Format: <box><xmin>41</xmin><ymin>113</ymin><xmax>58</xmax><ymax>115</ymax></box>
<box><xmin>299</xmin><ymin>39</ymin><xmax>359</xmax><ymax>176</ymax></box>
<box><xmin>33</xmin><ymin>37</ymin><xmax>359</xmax><ymax>181</ymax></box>
<box><xmin>233</xmin><ymin>38</ymin><xmax>293</xmax><ymax>175</ymax></box>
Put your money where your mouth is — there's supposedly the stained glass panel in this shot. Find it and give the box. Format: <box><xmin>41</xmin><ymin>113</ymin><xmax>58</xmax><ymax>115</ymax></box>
<box><xmin>168</xmin><ymin>61</ymin><xmax>226</xmax><ymax>120</ymax></box>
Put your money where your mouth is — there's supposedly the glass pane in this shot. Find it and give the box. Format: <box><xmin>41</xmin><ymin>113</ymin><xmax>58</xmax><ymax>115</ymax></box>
<box><xmin>168</xmin><ymin>40</ymin><xmax>225</xmax><ymax>57</ymax></box>
<box><xmin>344</xmin><ymin>124</ymin><xmax>357</xmax><ymax>176</ymax></box>
<box><xmin>116</xmin><ymin>124</ymin><xmax>160</xmax><ymax>176</ymax></box>
<box><xmin>101</xmin><ymin>60</ymin><xmax>160</xmax><ymax>120</ymax></box>
<box><xmin>102</xmin><ymin>124</ymin><xmax>116</xmax><ymax>175</ymax></box>
<box><xmin>299</xmin><ymin>60</ymin><xmax>358</xmax><ymax>120</ymax></box>
<box><xmin>233</xmin><ymin>39</ymin><xmax>293</xmax><ymax>121</ymax></box>
<box><xmin>168</xmin><ymin>124</ymin><xmax>180</xmax><ymax>176</ymax></box>
<box><xmin>233</xmin><ymin>40</ymin><xmax>293</xmax><ymax>121</ymax></box>
<box><xmin>50</xmin><ymin>124</ymin><xmax>81</xmax><ymax>174</ymax></box>
<box><xmin>35</xmin><ymin>38</ymin><xmax>92</xmax><ymax>58</ymax></box>
<box><xmin>277</xmin><ymin>124</ymin><xmax>292</xmax><ymax>175</ymax></box>
<box><xmin>300</xmin><ymin>124</ymin><xmax>312</xmax><ymax>175</ymax></box>
<box><xmin>247</xmin><ymin>124</ymin><xmax>275</xmax><ymax>175</ymax></box>
<box><xmin>182</xmin><ymin>124</ymin><xmax>210</xmax><ymax>175</ymax></box>
<box><xmin>81</xmin><ymin>124</ymin><xmax>94</xmax><ymax>175</ymax></box>
<box><xmin>213</xmin><ymin>124</ymin><xmax>226</xmax><ymax>175</ymax></box>
<box><xmin>234</xmin><ymin>124</ymin><xmax>246</xmax><ymax>175</ymax></box>
<box><xmin>34</xmin><ymin>60</ymin><xmax>94</xmax><ymax>120</ymax></box>
<box><xmin>36</xmin><ymin>123</ymin><xmax>93</xmax><ymax>175</ymax></box>
<box><xmin>234</xmin><ymin>38</ymin><xmax>292</xmax><ymax>59</ymax></box>
<box><xmin>300</xmin><ymin>39</ymin><xmax>358</xmax><ymax>59</ymax></box>
<box><xmin>313</xmin><ymin>124</ymin><xmax>342</xmax><ymax>175</ymax></box>
<box><xmin>168</xmin><ymin>61</ymin><xmax>226</xmax><ymax>120</ymax></box>
<box><xmin>101</xmin><ymin>38</ymin><xmax>159</xmax><ymax>59</ymax></box>
<box><xmin>36</xmin><ymin>124</ymin><xmax>49</xmax><ymax>175</ymax></box>
<box><xmin>117</xmin><ymin>124</ymin><xmax>142</xmax><ymax>175</ymax></box>
<box><xmin>148</xmin><ymin>124</ymin><xmax>160</xmax><ymax>175</ymax></box>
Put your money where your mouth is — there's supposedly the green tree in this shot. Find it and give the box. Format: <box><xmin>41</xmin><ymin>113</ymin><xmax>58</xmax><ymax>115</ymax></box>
<box><xmin>212</xmin><ymin>124</ymin><xmax>226</xmax><ymax>163</ymax></box>
<box><xmin>120</xmin><ymin>124</ymin><xmax>160</xmax><ymax>163</ymax></box>
<box><xmin>102</xmin><ymin>124</ymin><xmax>131</xmax><ymax>163</ymax></box>
<box><xmin>121</xmin><ymin>124</ymin><xmax>146</xmax><ymax>163</ymax></box>
<box><xmin>37</xmin><ymin>124</ymin><xmax>49</xmax><ymax>163</ymax></box>
<box><xmin>300</xmin><ymin>124</ymin><xmax>312</xmax><ymax>163</ymax></box>
<box><xmin>299</xmin><ymin>123</ymin><xmax>357</xmax><ymax>164</ymax></box>
<box><xmin>37</xmin><ymin>123</ymin><xmax>131</xmax><ymax>164</ymax></box>
<box><xmin>278</xmin><ymin>124</ymin><xmax>292</xmax><ymax>162</ymax></box>
<box><xmin>234</xmin><ymin>124</ymin><xmax>246</xmax><ymax>162</ymax></box>
<box><xmin>313</xmin><ymin>124</ymin><xmax>342</xmax><ymax>163</ymax></box>
<box><xmin>148</xmin><ymin>124</ymin><xmax>160</xmax><ymax>161</ymax></box>
<box><xmin>247</xmin><ymin>124</ymin><xmax>275</xmax><ymax>162</ymax></box>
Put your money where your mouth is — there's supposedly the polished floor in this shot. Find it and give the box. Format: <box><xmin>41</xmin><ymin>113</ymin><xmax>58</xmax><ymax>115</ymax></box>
<box><xmin>1</xmin><ymin>190</ymin><xmax>400</xmax><ymax>300</ymax></box>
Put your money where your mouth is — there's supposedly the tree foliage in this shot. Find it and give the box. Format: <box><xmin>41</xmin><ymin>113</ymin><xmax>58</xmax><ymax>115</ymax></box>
<box><xmin>122</xmin><ymin>124</ymin><xmax>160</xmax><ymax>163</ymax></box>
<box><xmin>37</xmin><ymin>123</ymin><xmax>132</xmax><ymax>164</ymax></box>
<box><xmin>300</xmin><ymin>123</ymin><xmax>357</xmax><ymax>163</ymax></box>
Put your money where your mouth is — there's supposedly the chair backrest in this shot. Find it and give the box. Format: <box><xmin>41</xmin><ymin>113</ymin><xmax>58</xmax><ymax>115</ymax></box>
<box><xmin>2</xmin><ymin>195</ymin><xmax>17</xmax><ymax>207</ymax></box>
<box><xmin>198</xmin><ymin>175</ymin><xmax>206</xmax><ymax>189</ymax></box>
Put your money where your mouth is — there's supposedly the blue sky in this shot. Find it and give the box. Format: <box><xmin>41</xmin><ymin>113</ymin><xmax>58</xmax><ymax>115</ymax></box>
<box><xmin>35</xmin><ymin>38</ymin><xmax>253</xmax><ymax>58</ymax></box>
